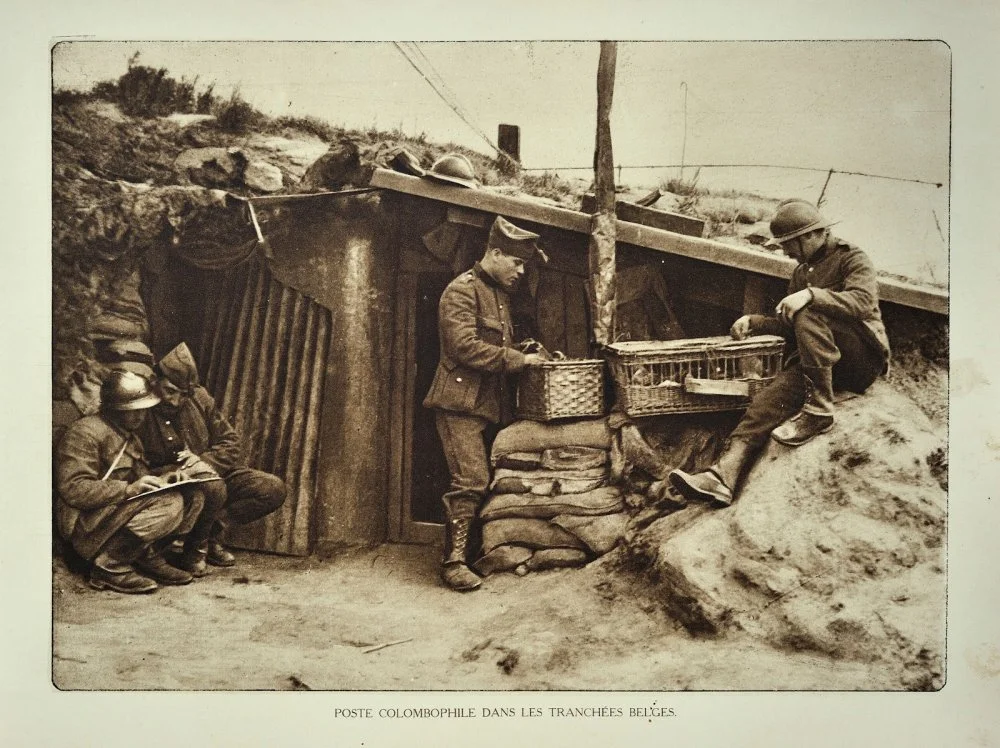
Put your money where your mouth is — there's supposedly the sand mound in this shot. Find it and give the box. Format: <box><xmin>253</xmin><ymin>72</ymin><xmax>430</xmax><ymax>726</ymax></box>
<box><xmin>619</xmin><ymin>380</ymin><xmax>946</xmax><ymax>690</ymax></box>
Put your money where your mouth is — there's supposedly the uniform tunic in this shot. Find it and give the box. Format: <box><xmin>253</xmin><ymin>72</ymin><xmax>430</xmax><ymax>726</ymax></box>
<box><xmin>731</xmin><ymin>235</ymin><xmax>890</xmax><ymax>449</ymax></box>
<box><xmin>423</xmin><ymin>263</ymin><xmax>528</xmax><ymax>517</ymax></box>
<box><xmin>139</xmin><ymin>348</ymin><xmax>286</xmax><ymax>531</ymax></box>
<box><xmin>56</xmin><ymin>415</ymin><xmax>187</xmax><ymax>560</ymax></box>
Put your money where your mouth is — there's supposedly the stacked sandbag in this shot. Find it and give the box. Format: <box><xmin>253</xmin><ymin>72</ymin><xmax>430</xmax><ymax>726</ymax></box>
<box><xmin>474</xmin><ymin>418</ymin><xmax>630</xmax><ymax>576</ymax></box>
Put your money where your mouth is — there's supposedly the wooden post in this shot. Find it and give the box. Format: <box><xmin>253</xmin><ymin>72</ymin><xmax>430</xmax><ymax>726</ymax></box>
<box><xmin>498</xmin><ymin>124</ymin><xmax>521</xmax><ymax>163</ymax></box>
<box><xmin>497</xmin><ymin>123</ymin><xmax>521</xmax><ymax>177</ymax></box>
<box><xmin>817</xmin><ymin>168</ymin><xmax>835</xmax><ymax>207</ymax></box>
<box><xmin>588</xmin><ymin>41</ymin><xmax>618</xmax><ymax>349</ymax></box>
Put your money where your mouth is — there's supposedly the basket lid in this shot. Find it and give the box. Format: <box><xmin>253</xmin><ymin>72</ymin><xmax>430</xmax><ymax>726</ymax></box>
<box><xmin>534</xmin><ymin>358</ymin><xmax>605</xmax><ymax>366</ymax></box>
<box><xmin>606</xmin><ymin>335</ymin><xmax>785</xmax><ymax>354</ymax></box>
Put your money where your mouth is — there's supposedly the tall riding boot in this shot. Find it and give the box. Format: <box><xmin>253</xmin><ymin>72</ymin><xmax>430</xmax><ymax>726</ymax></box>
<box><xmin>668</xmin><ymin>438</ymin><xmax>754</xmax><ymax>507</ymax></box>
<box><xmin>89</xmin><ymin>530</ymin><xmax>159</xmax><ymax>594</ymax></box>
<box><xmin>441</xmin><ymin>514</ymin><xmax>482</xmax><ymax>592</ymax></box>
<box><xmin>771</xmin><ymin>366</ymin><xmax>835</xmax><ymax>446</ymax></box>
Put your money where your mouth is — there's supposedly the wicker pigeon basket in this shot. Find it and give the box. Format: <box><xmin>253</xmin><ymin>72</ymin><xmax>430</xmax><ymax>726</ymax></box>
<box><xmin>516</xmin><ymin>358</ymin><xmax>606</xmax><ymax>422</ymax></box>
<box><xmin>606</xmin><ymin>335</ymin><xmax>785</xmax><ymax>416</ymax></box>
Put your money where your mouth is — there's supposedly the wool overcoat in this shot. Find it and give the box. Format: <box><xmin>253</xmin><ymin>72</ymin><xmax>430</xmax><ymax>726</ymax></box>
<box><xmin>56</xmin><ymin>415</ymin><xmax>153</xmax><ymax>560</ymax></box>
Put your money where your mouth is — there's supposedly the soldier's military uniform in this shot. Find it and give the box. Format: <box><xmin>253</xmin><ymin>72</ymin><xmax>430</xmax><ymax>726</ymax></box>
<box><xmin>423</xmin><ymin>216</ymin><xmax>545</xmax><ymax>591</ymax></box>
<box><xmin>670</xmin><ymin>202</ymin><xmax>891</xmax><ymax>508</ymax></box>
<box><xmin>423</xmin><ymin>262</ymin><xmax>527</xmax><ymax>517</ymax></box>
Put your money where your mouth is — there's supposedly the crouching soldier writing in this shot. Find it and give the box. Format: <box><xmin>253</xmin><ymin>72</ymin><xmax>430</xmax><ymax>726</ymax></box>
<box><xmin>56</xmin><ymin>370</ymin><xmax>204</xmax><ymax>593</ymax></box>
<box><xmin>423</xmin><ymin>216</ymin><xmax>548</xmax><ymax>592</ymax></box>
<box><xmin>140</xmin><ymin>342</ymin><xmax>287</xmax><ymax>574</ymax></box>
<box><xmin>669</xmin><ymin>200</ymin><xmax>890</xmax><ymax>507</ymax></box>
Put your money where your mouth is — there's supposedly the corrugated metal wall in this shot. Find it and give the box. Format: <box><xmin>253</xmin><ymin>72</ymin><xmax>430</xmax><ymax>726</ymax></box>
<box><xmin>198</xmin><ymin>257</ymin><xmax>331</xmax><ymax>556</ymax></box>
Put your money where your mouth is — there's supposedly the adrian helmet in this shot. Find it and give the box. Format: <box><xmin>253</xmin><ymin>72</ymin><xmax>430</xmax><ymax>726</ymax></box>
<box><xmin>100</xmin><ymin>370</ymin><xmax>162</xmax><ymax>411</ymax></box>
<box><xmin>425</xmin><ymin>153</ymin><xmax>478</xmax><ymax>189</ymax></box>
<box><xmin>766</xmin><ymin>201</ymin><xmax>837</xmax><ymax>247</ymax></box>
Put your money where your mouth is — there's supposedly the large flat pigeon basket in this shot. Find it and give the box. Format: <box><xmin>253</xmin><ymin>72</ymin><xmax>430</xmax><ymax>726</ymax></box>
<box><xmin>606</xmin><ymin>335</ymin><xmax>785</xmax><ymax>416</ymax></box>
<box><xmin>516</xmin><ymin>359</ymin><xmax>606</xmax><ymax>421</ymax></box>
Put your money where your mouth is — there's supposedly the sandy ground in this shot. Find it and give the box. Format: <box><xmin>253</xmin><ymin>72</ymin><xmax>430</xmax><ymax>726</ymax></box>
<box><xmin>53</xmin><ymin>543</ymin><xmax>888</xmax><ymax>691</ymax></box>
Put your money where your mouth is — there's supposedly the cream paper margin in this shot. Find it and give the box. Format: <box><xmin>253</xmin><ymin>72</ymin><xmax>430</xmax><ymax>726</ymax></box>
<box><xmin>3</xmin><ymin>1</ymin><xmax>999</xmax><ymax>745</ymax></box>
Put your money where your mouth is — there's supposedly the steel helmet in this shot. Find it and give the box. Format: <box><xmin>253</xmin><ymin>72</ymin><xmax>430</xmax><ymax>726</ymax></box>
<box><xmin>425</xmin><ymin>153</ymin><xmax>478</xmax><ymax>189</ymax></box>
<box><xmin>766</xmin><ymin>201</ymin><xmax>837</xmax><ymax>247</ymax></box>
<box><xmin>100</xmin><ymin>370</ymin><xmax>162</xmax><ymax>411</ymax></box>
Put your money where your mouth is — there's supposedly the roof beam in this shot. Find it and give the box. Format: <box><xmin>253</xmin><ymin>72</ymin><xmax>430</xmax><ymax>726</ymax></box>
<box><xmin>370</xmin><ymin>168</ymin><xmax>948</xmax><ymax>315</ymax></box>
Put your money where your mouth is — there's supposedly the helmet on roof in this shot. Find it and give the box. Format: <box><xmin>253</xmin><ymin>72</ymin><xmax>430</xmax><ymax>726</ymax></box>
<box><xmin>766</xmin><ymin>201</ymin><xmax>837</xmax><ymax>247</ymax></box>
<box><xmin>100</xmin><ymin>370</ymin><xmax>161</xmax><ymax>412</ymax></box>
<box><xmin>425</xmin><ymin>153</ymin><xmax>478</xmax><ymax>189</ymax></box>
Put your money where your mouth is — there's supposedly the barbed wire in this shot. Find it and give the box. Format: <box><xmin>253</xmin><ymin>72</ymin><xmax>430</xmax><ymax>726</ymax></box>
<box><xmin>520</xmin><ymin>163</ymin><xmax>943</xmax><ymax>188</ymax></box>
<box><xmin>392</xmin><ymin>42</ymin><xmax>516</xmax><ymax>167</ymax></box>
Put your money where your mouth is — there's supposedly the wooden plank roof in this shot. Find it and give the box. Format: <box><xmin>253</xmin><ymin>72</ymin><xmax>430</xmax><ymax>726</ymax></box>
<box><xmin>369</xmin><ymin>168</ymin><xmax>948</xmax><ymax>316</ymax></box>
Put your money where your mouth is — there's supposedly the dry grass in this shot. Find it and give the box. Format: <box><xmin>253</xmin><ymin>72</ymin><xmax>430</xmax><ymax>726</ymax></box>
<box><xmin>659</xmin><ymin>174</ymin><xmax>780</xmax><ymax>240</ymax></box>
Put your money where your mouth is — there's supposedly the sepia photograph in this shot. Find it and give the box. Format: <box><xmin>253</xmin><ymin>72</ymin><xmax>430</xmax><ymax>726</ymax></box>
<box><xmin>48</xmin><ymin>38</ymin><xmax>951</xmax><ymax>694</ymax></box>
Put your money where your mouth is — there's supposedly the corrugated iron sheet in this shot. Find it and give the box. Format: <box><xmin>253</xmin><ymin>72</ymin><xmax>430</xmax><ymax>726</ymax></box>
<box><xmin>197</xmin><ymin>257</ymin><xmax>330</xmax><ymax>556</ymax></box>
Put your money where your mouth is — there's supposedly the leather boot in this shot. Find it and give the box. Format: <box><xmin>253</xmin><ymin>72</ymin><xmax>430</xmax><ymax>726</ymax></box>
<box><xmin>668</xmin><ymin>439</ymin><xmax>754</xmax><ymax>507</ymax></box>
<box><xmin>89</xmin><ymin>563</ymin><xmax>159</xmax><ymax>594</ymax></box>
<box><xmin>176</xmin><ymin>539</ymin><xmax>210</xmax><ymax>577</ymax></box>
<box><xmin>712</xmin><ymin>438</ymin><xmax>755</xmax><ymax>491</ymax></box>
<box><xmin>89</xmin><ymin>530</ymin><xmax>158</xmax><ymax>594</ymax></box>
<box><xmin>207</xmin><ymin>520</ymin><xmax>236</xmax><ymax>567</ymax></box>
<box><xmin>441</xmin><ymin>516</ymin><xmax>482</xmax><ymax>592</ymax></box>
<box><xmin>772</xmin><ymin>366</ymin><xmax>835</xmax><ymax>446</ymax></box>
<box><xmin>134</xmin><ymin>547</ymin><xmax>194</xmax><ymax>585</ymax></box>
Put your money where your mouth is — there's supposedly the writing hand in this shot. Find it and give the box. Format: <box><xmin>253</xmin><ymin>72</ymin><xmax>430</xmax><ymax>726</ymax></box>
<box><xmin>125</xmin><ymin>474</ymin><xmax>167</xmax><ymax>498</ymax></box>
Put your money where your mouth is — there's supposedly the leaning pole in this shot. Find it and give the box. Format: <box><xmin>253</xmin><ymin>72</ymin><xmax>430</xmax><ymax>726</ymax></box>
<box><xmin>589</xmin><ymin>40</ymin><xmax>617</xmax><ymax>349</ymax></box>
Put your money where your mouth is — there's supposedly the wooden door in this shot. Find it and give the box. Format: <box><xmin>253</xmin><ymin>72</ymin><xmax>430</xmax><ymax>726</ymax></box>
<box><xmin>388</xmin><ymin>270</ymin><xmax>453</xmax><ymax>544</ymax></box>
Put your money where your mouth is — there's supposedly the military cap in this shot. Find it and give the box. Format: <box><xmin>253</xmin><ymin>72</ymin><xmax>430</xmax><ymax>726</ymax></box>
<box><xmin>156</xmin><ymin>341</ymin><xmax>199</xmax><ymax>392</ymax></box>
<box><xmin>488</xmin><ymin>216</ymin><xmax>548</xmax><ymax>263</ymax></box>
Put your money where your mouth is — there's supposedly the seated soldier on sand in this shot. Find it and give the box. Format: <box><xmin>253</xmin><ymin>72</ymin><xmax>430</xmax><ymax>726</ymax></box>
<box><xmin>669</xmin><ymin>200</ymin><xmax>890</xmax><ymax>507</ymax></box>
<box><xmin>56</xmin><ymin>370</ymin><xmax>204</xmax><ymax>593</ymax></box>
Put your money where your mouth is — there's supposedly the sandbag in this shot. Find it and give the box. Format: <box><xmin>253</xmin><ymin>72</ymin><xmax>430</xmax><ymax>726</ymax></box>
<box><xmin>552</xmin><ymin>512</ymin><xmax>630</xmax><ymax>556</ymax></box>
<box><xmin>540</xmin><ymin>446</ymin><xmax>608</xmax><ymax>471</ymax></box>
<box><xmin>491</xmin><ymin>418</ymin><xmax>613</xmax><ymax>462</ymax></box>
<box><xmin>621</xmin><ymin>423</ymin><xmax>669</xmax><ymax>480</ymax></box>
<box><xmin>609</xmin><ymin>430</ymin><xmax>627</xmax><ymax>483</ymax></box>
<box><xmin>491</xmin><ymin>466</ymin><xmax>607</xmax><ymax>482</ymax></box>
<box><xmin>473</xmin><ymin>544</ymin><xmax>533</xmax><ymax>576</ymax></box>
<box><xmin>490</xmin><ymin>467</ymin><xmax>608</xmax><ymax>496</ymax></box>
<box><xmin>481</xmin><ymin>486</ymin><xmax>624</xmax><ymax>521</ymax></box>
<box><xmin>481</xmin><ymin>518</ymin><xmax>588</xmax><ymax>555</ymax></box>
<box><xmin>495</xmin><ymin>451</ymin><xmax>544</xmax><ymax>470</ymax></box>
<box><xmin>493</xmin><ymin>476</ymin><xmax>530</xmax><ymax>494</ymax></box>
<box><xmin>525</xmin><ymin>548</ymin><xmax>590</xmax><ymax>571</ymax></box>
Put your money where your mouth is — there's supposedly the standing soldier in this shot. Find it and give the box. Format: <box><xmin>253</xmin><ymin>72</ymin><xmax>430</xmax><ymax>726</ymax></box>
<box><xmin>423</xmin><ymin>216</ymin><xmax>547</xmax><ymax>591</ymax></box>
